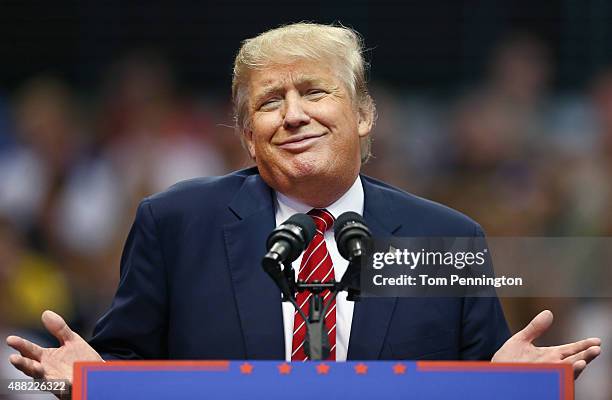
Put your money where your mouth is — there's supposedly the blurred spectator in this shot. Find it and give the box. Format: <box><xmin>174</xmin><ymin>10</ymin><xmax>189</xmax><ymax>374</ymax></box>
<box><xmin>97</xmin><ymin>51</ymin><xmax>227</xmax><ymax>205</ymax></box>
<box><xmin>427</xmin><ymin>33</ymin><xmax>560</xmax><ymax>236</ymax></box>
<box><xmin>0</xmin><ymin>77</ymin><xmax>83</xmax><ymax>236</ymax></box>
<box><xmin>559</xmin><ymin>68</ymin><xmax>612</xmax><ymax>236</ymax></box>
<box><xmin>0</xmin><ymin>217</ymin><xmax>73</xmax><ymax>343</ymax></box>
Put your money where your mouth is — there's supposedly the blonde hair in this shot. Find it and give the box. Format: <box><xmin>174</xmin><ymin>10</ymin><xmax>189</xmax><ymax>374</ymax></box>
<box><xmin>232</xmin><ymin>22</ymin><xmax>376</xmax><ymax>163</ymax></box>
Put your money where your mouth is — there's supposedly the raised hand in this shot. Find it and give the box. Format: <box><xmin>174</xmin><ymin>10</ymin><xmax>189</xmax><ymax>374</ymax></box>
<box><xmin>492</xmin><ymin>310</ymin><xmax>601</xmax><ymax>379</ymax></box>
<box><xmin>6</xmin><ymin>310</ymin><xmax>103</xmax><ymax>383</ymax></box>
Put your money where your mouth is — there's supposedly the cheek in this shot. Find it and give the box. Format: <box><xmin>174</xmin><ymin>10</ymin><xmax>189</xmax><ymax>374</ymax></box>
<box><xmin>312</xmin><ymin>99</ymin><xmax>357</xmax><ymax>132</ymax></box>
<box><xmin>251</xmin><ymin>114</ymin><xmax>281</xmax><ymax>143</ymax></box>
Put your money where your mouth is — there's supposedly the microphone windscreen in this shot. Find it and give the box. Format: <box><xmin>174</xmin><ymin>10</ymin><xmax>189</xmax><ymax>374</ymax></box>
<box><xmin>333</xmin><ymin>211</ymin><xmax>366</xmax><ymax>240</ymax></box>
<box><xmin>286</xmin><ymin>213</ymin><xmax>316</xmax><ymax>244</ymax></box>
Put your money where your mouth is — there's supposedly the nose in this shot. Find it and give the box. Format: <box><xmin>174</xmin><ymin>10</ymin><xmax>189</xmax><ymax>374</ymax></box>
<box><xmin>283</xmin><ymin>93</ymin><xmax>310</xmax><ymax>129</ymax></box>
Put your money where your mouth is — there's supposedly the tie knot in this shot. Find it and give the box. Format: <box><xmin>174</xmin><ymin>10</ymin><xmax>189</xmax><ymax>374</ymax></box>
<box><xmin>308</xmin><ymin>209</ymin><xmax>334</xmax><ymax>233</ymax></box>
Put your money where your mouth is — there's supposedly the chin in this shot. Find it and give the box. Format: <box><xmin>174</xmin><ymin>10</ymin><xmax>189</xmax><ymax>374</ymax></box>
<box><xmin>289</xmin><ymin>155</ymin><xmax>326</xmax><ymax>178</ymax></box>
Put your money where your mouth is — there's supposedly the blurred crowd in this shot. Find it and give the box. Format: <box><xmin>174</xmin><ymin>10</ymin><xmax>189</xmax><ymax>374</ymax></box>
<box><xmin>0</xmin><ymin>34</ymin><xmax>611</xmax><ymax>398</ymax></box>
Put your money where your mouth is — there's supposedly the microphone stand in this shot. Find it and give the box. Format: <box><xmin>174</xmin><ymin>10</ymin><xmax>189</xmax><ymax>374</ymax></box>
<box><xmin>273</xmin><ymin>257</ymin><xmax>363</xmax><ymax>361</ymax></box>
<box><xmin>294</xmin><ymin>280</ymin><xmax>338</xmax><ymax>360</ymax></box>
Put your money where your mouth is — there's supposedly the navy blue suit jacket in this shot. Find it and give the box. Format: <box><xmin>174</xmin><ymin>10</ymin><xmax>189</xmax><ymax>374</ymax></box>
<box><xmin>89</xmin><ymin>167</ymin><xmax>509</xmax><ymax>360</ymax></box>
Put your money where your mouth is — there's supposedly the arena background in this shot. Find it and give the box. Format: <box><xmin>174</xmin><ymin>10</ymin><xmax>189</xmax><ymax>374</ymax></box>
<box><xmin>1</xmin><ymin>1</ymin><xmax>611</xmax><ymax>398</ymax></box>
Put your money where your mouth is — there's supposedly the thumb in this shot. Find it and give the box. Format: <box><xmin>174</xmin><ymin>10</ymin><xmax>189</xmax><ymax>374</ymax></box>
<box><xmin>516</xmin><ymin>310</ymin><xmax>554</xmax><ymax>343</ymax></box>
<box><xmin>41</xmin><ymin>310</ymin><xmax>75</xmax><ymax>345</ymax></box>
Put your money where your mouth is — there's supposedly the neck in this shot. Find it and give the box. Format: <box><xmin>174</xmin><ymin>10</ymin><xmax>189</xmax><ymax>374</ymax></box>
<box><xmin>272</xmin><ymin>172</ymin><xmax>358</xmax><ymax>208</ymax></box>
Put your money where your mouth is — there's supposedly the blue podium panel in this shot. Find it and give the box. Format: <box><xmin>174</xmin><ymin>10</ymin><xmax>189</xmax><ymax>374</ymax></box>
<box><xmin>73</xmin><ymin>361</ymin><xmax>572</xmax><ymax>400</ymax></box>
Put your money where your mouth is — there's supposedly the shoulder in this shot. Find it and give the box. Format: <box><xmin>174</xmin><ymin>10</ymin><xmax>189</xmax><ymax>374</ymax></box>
<box><xmin>140</xmin><ymin>167</ymin><xmax>260</xmax><ymax>219</ymax></box>
<box><xmin>362</xmin><ymin>175</ymin><xmax>484</xmax><ymax>237</ymax></box>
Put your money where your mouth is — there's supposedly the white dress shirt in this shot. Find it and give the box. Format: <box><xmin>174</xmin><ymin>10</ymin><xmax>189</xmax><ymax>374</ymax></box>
<box><xmin>274</xmin><ymin>176</ymin><xmax>364</xmax><ymax>361</ymax></box>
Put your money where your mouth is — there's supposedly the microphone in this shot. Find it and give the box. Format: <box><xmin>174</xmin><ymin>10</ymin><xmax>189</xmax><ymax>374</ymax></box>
<box><xmin>265</xmin><ymin>213</ymin><xmax>316</xmax><ymax>264</ymax></box>
<box><xmin>334</xmin><ymin>212</ymin><xmax>372</xmax><ymax>261</ymax></box>
<box><xmin>262</xmin><ymin>213</ymin><xmax>316</xmax><ymax>300</ymax></box>
<box><xmin>334</xmin><ymin>212</ymin><xmax>371</xmax><ymax>301</ymax></box>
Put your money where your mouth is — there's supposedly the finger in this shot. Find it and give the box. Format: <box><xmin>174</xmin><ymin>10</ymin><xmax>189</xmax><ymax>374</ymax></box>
<box><xmin>9</xmin><ymin>354</ymin><xmax>45</xmax><ymax>379</ymax></box>
<box><xmin>557</xmin><ymin>337</ymin><xmax>602</xmax><ymax>358</ymax></box>
<box><xmin>41</xmin><ymin>310</ymin><xmax>74</xmax><ymax>345</ymax></box>
<box><xmin>563</xmin><ymin>345</ymin><xmax>601</xmax><ymax>365</ymax></box>
<box><xmin>6</xmin><ymin>335</ymin><xmax>44</xmax><ymax>361</ymax></box>
<box><xmin>573</xmin><ymin>360</ymin><xmax>587</xmax><ymax>380</ymax></box>
<box><xmin>515</xmin><ymin>310</ymin><xmax>554</xmax><ymax>343</ymax></box>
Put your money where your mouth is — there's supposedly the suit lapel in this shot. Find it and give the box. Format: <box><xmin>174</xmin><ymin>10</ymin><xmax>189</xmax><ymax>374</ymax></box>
<box><xmin>348</xmin><ymin>176</ymin><xmax>401</xmax><ymax>360</ymax></box>
<box><xmin>223</xmin><ymin>173</ymin><xmax>285</xmax><ymax>359</ymax></box>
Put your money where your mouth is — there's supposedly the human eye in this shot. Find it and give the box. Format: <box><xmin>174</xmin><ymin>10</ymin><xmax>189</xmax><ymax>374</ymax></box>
<box><xmin>304</xmin><ymin>88</ymin><xmax>327</xmax><ymax>100</ymax></box>
<box><xmin>258</xmin><ymin>97</ymin><xmax>282</xmax><ymax>111</ymax></box>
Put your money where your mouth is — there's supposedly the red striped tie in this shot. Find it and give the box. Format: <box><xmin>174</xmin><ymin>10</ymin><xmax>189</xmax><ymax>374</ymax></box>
<box><xmin>291</xmin><ymin>209</ymin><xmax>336</xmax><ymax>361</ymax></box>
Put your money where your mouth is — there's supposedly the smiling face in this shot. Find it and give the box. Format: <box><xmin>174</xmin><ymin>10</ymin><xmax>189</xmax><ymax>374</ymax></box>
<box><xmin>243</xmin><ymin>60</ymin><xmax>372</xmax><ymax>206</ymax></box>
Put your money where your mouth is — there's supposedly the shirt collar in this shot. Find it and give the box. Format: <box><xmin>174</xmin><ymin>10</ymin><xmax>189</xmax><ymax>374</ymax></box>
<box><xmin>274</xmin><ymin>176</ymin><xmax>364</xmax><ymax>225</ymax></box>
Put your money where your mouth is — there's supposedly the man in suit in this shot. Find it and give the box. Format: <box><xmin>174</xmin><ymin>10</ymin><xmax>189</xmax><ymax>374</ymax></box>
<box><xmin>7</xmin><ymin>22</ymin><xmax>601</xmax><ymax>383</ymax></box>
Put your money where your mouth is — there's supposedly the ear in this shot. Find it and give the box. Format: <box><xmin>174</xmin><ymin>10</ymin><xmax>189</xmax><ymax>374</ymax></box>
<box><xmin>243</xmin><ymin>128</ymin><xmax>257</xmax><ymax>160</ymax></box>
<box><xmin>356</xmin><ymin>106</ymin><xmax>374</xmax><ymax>139</ymax></box>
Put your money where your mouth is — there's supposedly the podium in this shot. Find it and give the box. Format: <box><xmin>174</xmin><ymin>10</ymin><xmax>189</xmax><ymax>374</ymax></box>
<box><xmin>72</xmin><ymin>360</ymin><xmax>572</xmax><ymax>399</ymax></box>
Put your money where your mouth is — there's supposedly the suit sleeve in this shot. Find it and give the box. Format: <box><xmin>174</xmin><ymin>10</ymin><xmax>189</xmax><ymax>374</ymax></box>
<box><xmin>459</xmin><ymin>225</ymin><xmax>510</xmax><ymax>360</ymax></box>
<box><xmin>89</xmin><ymin>199</ymin><xmax>169</xmax><ymax>359</ymax></box>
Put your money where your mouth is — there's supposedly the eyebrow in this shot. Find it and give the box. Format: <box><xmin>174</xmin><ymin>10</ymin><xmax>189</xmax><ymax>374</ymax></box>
<box><xmin>251</xmin><ymin>74</ymin><xmax>332</xmax><ymax>105</ymax></box>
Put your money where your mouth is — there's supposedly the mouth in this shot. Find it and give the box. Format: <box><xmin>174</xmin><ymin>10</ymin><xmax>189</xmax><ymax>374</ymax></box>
<box><xmin>277</xmin><ymin>133</ymin><xmax>326</xmax><ymax>152</ymax></box>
